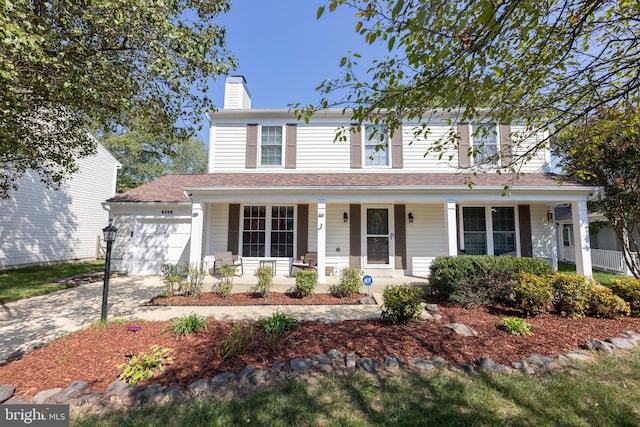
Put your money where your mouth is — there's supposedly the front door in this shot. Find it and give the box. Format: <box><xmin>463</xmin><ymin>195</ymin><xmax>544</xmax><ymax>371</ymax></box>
<box><xmin>365</xmin><ymin>207</ymin><xmax>392</xmax><ymax>267</ymax></box>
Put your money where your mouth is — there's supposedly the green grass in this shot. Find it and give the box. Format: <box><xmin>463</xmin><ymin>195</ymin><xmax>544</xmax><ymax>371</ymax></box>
<box><xmin>73</xmin><ymin>349</ymin><xmax>640</xmax><ymax>426</ymax></box>
<box><xmin>558</xmin><ymin>261</ymin><xmax>622</xmax><ymax>286</ymax></box>
<box><xmin>0</xmin><ymin>260</ymin><xmax>104</xmax><ymax>304</ymax></box>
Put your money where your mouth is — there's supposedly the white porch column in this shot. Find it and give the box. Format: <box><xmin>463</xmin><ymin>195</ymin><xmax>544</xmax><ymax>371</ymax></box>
<box><xmin>189</xmin><ymin>201</ymin><xmax>204</xmax><ymax>269</ymax></box>
<box><xmin>445</xmin><ymin>200</ymin><xmax>457</xmax><ymax>256</ymax></box>
<box><xmin>572</xmin><ymin>200</ymin><xmax>593</xmax><ymax>277</ymax></box>
<box><xmin>317</xmin><ymin>200</ymin><xmax>327</xmax><ymax>284</ymax></box>
<box><xmin>550</xmin><ymin>206</ymin><xmax>559</xmax><ymax>271</ymax></box>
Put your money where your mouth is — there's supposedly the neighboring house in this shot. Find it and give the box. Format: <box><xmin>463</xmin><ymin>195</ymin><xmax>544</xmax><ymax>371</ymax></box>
<box><xmin>104</xmin><ymin>75</ymin><xmax>599</xmax><ymax>280</ymax></box>
<box><xmin>0</xmin><ymin>141</ymin><xmax>121</xmax><ymax>269</ymax></box>
<box><xmin>555</xmin><ymin>206</ymin><xmax>638</xmax><ymax>275</ymax></box>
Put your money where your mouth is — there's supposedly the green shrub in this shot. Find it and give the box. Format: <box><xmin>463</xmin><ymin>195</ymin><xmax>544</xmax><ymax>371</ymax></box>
<box><xmin>183</xmin><ymin>262</ymin><xmax>204</xmax><ymax>298</ymax></box>
<box><xmin>496</xmin><ymin>317</ymin><xmax>533</xmax><ymax>336</ymax></box>
<box><xmin>215</xmin><ymin>322</ymin><xmax>254</xmax><ymax>360</ymax></box>
<box><xmin>160</xmin><ymin>263</ymin><xmax>183</xmax><ymax>297</ymax></box>
<box><xmin>588</xmin><ymin>283</ymin><xmax>630</xmax><ymax>318</ymax></box>
<box><xmin>294</xmin><ymin>270</ymin><xmax>317</xmax><ymax>298</ymax></box>
<box><xmin>429</xmin><ymin>256</ymin><xmax>553</xmax><ymax>307</ymax></box>
<box><xmin>253</xmin><ymin>266</ymin><xmax>273</xmax><ymax>298</ymax></box>
<box><xmin>609</xmin><ymin>277</ymin><xmax>640</xmax><ymax>317</ymax></box>
<box><xmin>258</xmin><ymin>312</ymin><xmax>299</xmax><ymax>335</ymax></box>
<box><xmin>170</xmin><ymin>313</ymin><xmax>208</xmax><ymax>339</ymax></box>
<box><xmin>512</xmin><ymin>272</ymin><xmax>553</xmax><ymax>316</ymax></box>
<box><xmin>382</xmin><ymin>285</ymin><xmax>424</xmax><ymax>324</ymax></box>
<box><xmin>118</xmin><ymin>345</ymin><xmax>174</xmax><ymax>386</ymax></box>
<box><xmin>551</xmin><ymin>273</ymin><xmax>592</xmax><ymax>319</ymax></box>
<box><xmin>332</xmin><ymin>268</ymin><xmax>363</xmax><ymax>298</ymax></box>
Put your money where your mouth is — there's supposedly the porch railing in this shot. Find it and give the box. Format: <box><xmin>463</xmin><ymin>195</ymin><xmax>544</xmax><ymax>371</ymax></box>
<box><xmin>560</xmin><ymin>245</ymin><xmax>636</xmax><ymax>275</ymax></box>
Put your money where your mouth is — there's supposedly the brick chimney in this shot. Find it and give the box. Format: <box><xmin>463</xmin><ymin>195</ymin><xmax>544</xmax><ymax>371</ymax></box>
<box><xmin>223</xmin><ymin>75</ymin><xmax>252</xmax><ymax>109</ymax></box>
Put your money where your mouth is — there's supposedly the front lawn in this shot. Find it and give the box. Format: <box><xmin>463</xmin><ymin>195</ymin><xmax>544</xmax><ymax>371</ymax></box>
<box><xmin>557</xmin><ymin>261</ymin><xmax>622</xmax><ymax>286</ymax></box>
<box><xmin>0</xmin><ymin>260</ymin><xmax>104</xmax><ymax>304</ymax></box>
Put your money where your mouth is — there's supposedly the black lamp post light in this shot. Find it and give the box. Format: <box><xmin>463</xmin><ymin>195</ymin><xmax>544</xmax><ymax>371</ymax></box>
<box><xmin>101</xmin><ymin>218</ymin><xmax>118</xmax><ymax>321</ymax></box>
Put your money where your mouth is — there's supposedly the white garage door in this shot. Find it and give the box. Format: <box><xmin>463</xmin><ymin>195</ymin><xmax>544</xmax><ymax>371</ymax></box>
<box><xmin>130</xmin><ymin>218</ymin><xmax>191</xmax><ymax>275</ymax></box>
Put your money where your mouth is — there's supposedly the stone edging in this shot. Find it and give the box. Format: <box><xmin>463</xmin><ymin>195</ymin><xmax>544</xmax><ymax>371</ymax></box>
<box><xmin>1</xmin><ymin>329</ymin><xmax>640</xmax><ymax>417</ymax></box>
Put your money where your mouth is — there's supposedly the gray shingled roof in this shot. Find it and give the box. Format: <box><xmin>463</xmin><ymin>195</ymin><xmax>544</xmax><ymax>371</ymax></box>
<box><xmin>106</xmin><ymin>172</ymin><xmax>592</xmax><ymax>203</ymax></box>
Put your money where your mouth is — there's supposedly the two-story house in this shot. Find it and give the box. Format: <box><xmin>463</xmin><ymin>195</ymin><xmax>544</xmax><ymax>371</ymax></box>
<box><xmin>104</xmin><ymin>76</ymin><xmax>598</xmax><ymax>281</ymax></box>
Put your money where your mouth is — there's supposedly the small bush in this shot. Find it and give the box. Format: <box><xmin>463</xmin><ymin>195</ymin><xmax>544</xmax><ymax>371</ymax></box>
<box><xmin>253</xmin><ymin>266</ymin><xmax>273</xmax><ymax>298</ymax></box>
<box><xmin>218</xmin><ymin>264</ymin><xmax>237</xmax><ymax>286</ymax></box>
<box><xmin>118</xmin><ymin>345</ymin><xmax>174</xmax><ymax>386</ymax></box>
<box><xmin>382</xmin><ymin>285</ymin><xmax>424</xmax><ymax>324</ymax></box>
<box><xmin>429</xmin><ymin>256</ymin><xmax>553</xmax><ymax>306</ymax></box>
<box><xmin>183</xmin><ymin>262</ymin><xmax>204</xmax><ymax>298</ymax></box>
<box><xmin>609</xmin><ymin>277</ymin><xmax>640</xmax><ymax>317</ymax></box>
<box><xmin>551</xmin><ymin>273</ymin><xmax>592</xmax><ymax>319</ymax></box>
<box><xmin>258</xmin><ymin>312</ymin><xmax>299</xmax><ymax>336</ymax></box>
<box><xmin>511</xmin><ymin>272</ymin><xmax>553</xmax><ymax>316</ymax></box>
<box><xmin>294</xmin><ymin>270</ymin><xmax>317</xmax><ymax>298</ymax></box>
<box><xmin>215</xmin><ymin>322</ymin><xmax>254</xmax><ymax>360</ymax></box>
<box><xmin>160</xmin><ymin>263</ymin><xmax>183</xmax><ymax>297</ymax></box>
<box><xmin>332</xmin><ymin>268</ymin><xmax>363</xmax><ymax>298</ymax></box>
<box><xmin>170</xmin><ymin>313</ymin><xmax>208</xmax><ymax>339</ymax></box>
<box><xmin>588</xmin><ymin>283</ymin><xmax>630</xmax><ymax>318</ymax></box>
<box><xmin>496</xmin><ymin>317</ymin><xmax>533</xmax><ymax>336</ymax></box>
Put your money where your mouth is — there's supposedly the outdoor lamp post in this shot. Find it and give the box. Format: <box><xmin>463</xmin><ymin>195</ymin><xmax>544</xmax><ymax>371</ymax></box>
<box><xmin>101</xmin><ymin>219</ymin><xmax>118</xmax><ymax>321</ymax></box>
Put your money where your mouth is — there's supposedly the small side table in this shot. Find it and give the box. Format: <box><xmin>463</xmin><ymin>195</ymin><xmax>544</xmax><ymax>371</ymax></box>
<box><xmin>259</xmin><ymin>259</ymin><xmax>277</xmax><ymax>276</ymax></box>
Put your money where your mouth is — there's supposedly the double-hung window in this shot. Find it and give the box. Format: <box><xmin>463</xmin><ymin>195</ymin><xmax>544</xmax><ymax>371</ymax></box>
<box><xmin>462</xmin><ymin>206</ymin><xmax>517</xmax><ymax>256</ymax></box>
<box><xmin>364</xmin><ymin>124</ymin><xmax>390</xmax><ymax>167</ymax></box>
<box><xmin>260</xmin><ymin>126</ymin><xmax>283</xmax><ymax>166</ymax></box>
<box><xmin>471</xmin><ymin>124</ymin><xmax>499</xmax><ymax>166</ymax></box>
<box><xmin>242</xmin><ymin>205</ymin><xmax>294</xmax><ymax>257</ymax></box>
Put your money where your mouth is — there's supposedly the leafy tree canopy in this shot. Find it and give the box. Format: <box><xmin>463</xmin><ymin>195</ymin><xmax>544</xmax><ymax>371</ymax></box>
<box><xmin>100</xmin><ymin>125</ymin><xmax>208</xmax><ymax>193</ymax></box>
<box><xmin>554</xmin><ymin>105</ymin><xmax>640</xmax><ymax>277</ymax></box>
<box><xmin>0</xmin><ymin>0</ymin><xmax>235</xmax><ymax>198</ymax></box>
<box><xmin>301</xmin><ymin>0</ymin><xmax>640</xmax><ymax>169</ymax></box>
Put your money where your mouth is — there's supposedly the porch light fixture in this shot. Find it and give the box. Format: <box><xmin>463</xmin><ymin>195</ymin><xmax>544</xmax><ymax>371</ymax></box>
<box><xmin>547</xmin><ymin>209</ymin><xmax>553</xmax><ymax>222</ymax></box>
<box><xmin>101</xmin><ymin>219</ymin><xmax>118</xmax><ymax>321</ymax></box>
<box><xmin>408</xmin><ymin>212</ymin><xmax>414</xmax><ymax>223</ymax></box>
<box><xmin>343</xmin><ymin>212</ymin><xmax>349</xmax><ymax>223</ymax></box>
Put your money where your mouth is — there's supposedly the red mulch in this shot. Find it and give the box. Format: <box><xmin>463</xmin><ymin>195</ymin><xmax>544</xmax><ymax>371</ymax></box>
<box><xmin>2</xmin><ymin>292</ymin><xmax>640</xmax><ymax>399</ymax></box>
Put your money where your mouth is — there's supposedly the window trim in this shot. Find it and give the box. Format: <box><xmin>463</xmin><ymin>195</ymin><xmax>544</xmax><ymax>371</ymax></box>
<box><xmin>240</xmin><ymin>204</ymin><xmax>296</xmax><ymax>258</ymax></box>
<box><xmin>258</xmin><ymin>125</ymin><xmax>285</xmax><ymax>167</ymax></box>
<box><xmin>363</xmin><ymin>124</ymin><xmax>391</xmax><ymax>168</ymax></box>
<box><xmin>458</xmin><ymin>205</ymin><xmax>521</xmax><ymax>256</ymax></box>
<box><xmin>470</xmin><ymin>123</ymin><xmax>500</xmax><ymax>167</ymax></box>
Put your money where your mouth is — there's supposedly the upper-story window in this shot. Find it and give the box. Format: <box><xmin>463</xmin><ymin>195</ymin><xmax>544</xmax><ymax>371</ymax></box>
<box><xmin>471</xmin><ymin>124</ymin><xmax>499</xmax><ymax>166</ymax></box>
<box><xmin>260</xmin><ymin>126</ymin><xmax>283</xmax><ymax>166</ymax></box>
<box><xmin>364</xmin><ymin>124</ymin><xmax>390</xmax><ymax>167</ymax></box>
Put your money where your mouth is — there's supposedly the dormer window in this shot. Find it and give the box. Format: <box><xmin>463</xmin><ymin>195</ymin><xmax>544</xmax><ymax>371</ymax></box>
<box><xmin>260</xmin><ymin>126</ymin><xmax>283</xmax><ymax>166</ymax></box>
<box><xmin>364</xmin><ymin>124</ymin><xmax>390</xmax><ymax>167</ymax></box>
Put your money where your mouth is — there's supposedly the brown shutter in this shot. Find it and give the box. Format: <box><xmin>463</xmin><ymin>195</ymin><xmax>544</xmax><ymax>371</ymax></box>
<box><xmin>500</xmin><ymin>124</ymin><xmax>512</xmax><ymax>167</ymax></box>
<box><xmin>296</xmin><ymin>204</ymin><xmax>308</xmax><ymax>258</ymax></box>
<box><xmin>349</xmin><ymin>204</ymin><xmax>361</xmax><ymax>268</ymax></box>
<box><xmin>245</xmin><ymin>124</ymin><xmax>258</xmax><ymax>169</ymax></box>
<box><xmin>350</xmin><ymin>124</ymin><xmax>362</xmax><ymax>169</ymax></box>
<box><xmin>394</xmin><ymin>204</ymin><xmax>407</xmax><ymax>269</ymax></box>
<box><xmin>458</xmin><ymin>123</ymin><xmax>470</xmax><ymax>168</ymax></box>
<box><xmin>518</xmin><ymin>204</ymin><xmax>533</xmax><ymax>258</ymax></box>
<box><xmin>391</xmin><ymin>125</ymin><xmax>403</xmax><ymax>169</ymax></box>
<box><xmin>227</xmin><ymin>204</ymin><xmax>240</xmax><ymax>255</ymax></box>
<box><xmin>285</xmin><ymin>124</ymin><xmax>297</xmax><ymax>169</ymax></box>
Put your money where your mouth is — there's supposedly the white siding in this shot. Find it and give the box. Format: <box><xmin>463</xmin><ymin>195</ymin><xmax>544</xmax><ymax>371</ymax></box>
<box><xmin>510</xmin><ymin>125</ymin><xmax>548</xmax><ymax>172</ymax></box>
<box><xmin>209</xmin><ymin>120</ymin><xmax>550</xmax><ymax>173</ymax></box>
<box><xmin>210</xmin><ymin>125</ymin><xmax>248</xmax><ymax>172</ymax></box>
<box><xmin>0</xmin><ymin>142</ymin><xmax>119</xmax><ymax>269</ymax></box>
<box><xmin>207</xmin><ymin>203</ymin><xmax>229</xmax><ymax>255</ymax></box>
<box><xmin>111</xmin><ymin>215</ymin><xmax>131</xmax><ymax>273</ymax></box>
<box><xmin>325</xmin><ymin>204</ymin><xmax>350</xmax><ymax>270</ymax></box>
<box><xmin>405</xmin><ymin>203</ymin><xmax>447</xmax><ymax>277</ymax></box>
<box><xmin>296</xmin><ymin>125</ymin><xmax>352</xmax><ymax>170</ymax></box>
<box><xmin>530</xmin><ymin>204</ymin><xmax>554</xmax><ymax>261</ymax></box>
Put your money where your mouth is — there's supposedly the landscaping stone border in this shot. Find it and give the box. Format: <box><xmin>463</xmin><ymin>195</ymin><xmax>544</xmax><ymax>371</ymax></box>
<box><xmin>2</xmin><ymin>328</ymin><xmax>640</xmax><ymax>417</ymax></box>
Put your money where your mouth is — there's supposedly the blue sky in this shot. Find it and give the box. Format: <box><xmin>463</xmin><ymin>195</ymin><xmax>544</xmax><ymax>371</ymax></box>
<box><xmin>206</xmin><ymin>1</ymin><xmax>384</xmax><ymax>110</ymax></box>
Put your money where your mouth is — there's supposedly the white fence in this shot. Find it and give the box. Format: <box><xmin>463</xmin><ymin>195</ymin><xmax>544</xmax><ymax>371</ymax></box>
<box><xmin>559</xmin><ymin>245</ymin><xmax>636</xmax><ymax>275</ymax></box>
